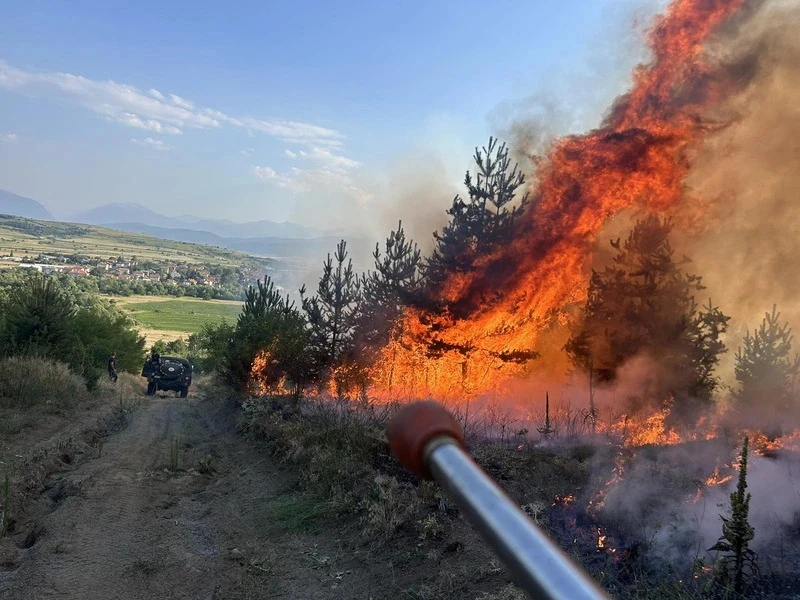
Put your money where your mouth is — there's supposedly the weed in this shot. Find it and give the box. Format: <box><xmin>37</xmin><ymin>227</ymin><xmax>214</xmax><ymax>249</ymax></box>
<box><xmin>265</xmin><ymin>496</ymin><xmax>327</xmax><ymax>533</ymax></box>
<box><xmin>403</xmin><ymin>565</ymin><xmax>480</xmax><ymax>600</ymax></box>
<box><xmin>247</xmin><ymin>548</ymin><xmax>278</xmax><ymax>575</ymax></box>
<box><xmin>1</xmin><ymin>472</ymin><xmax>9</xmax><ymax>537</ymax></box>
<box><xmin>0</xmin><ymin>357</ymin><xmax>88</xmax><ymax>411</ymax></box>
<box><xmin>474</xmin><ymin>585</ymin><xmax>527</xmax><ymax>600</ymax></box>
<box><xmin>197</xmin><ymin>454</ymin><xmax>217</xmax><ymax>476</ymax></box>
<box><xmin>167</xmin><ymin>436</ymin><xmax>180</xmax><ymax>473</ymax></box>
<box><xmin>52</xmin><ymin>541</ymin><xmax>68</xmax><ymax>554</ymax></box>
<box><xmin>363</xmin><ymin>474</ymin><xmax>420</xmax><ymax>539</ymax></box>
<box><xmin>417</xmin><ymin>514</ymin><xmax>444</xmax><ymax>541</ymax></box>
<box><xmin>522</xmin><ymin>501</ymin><xmax>547</xmax><ymax>526</ymax></box>
<box><xmin>130</xmin><ymin>558</ymin><xmax>159</xmax><ymax>576</ymax></box>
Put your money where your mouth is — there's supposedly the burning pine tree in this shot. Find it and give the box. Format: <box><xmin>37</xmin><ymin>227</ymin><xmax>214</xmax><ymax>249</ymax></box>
<box><xmin>368</xmin><ymin>0</ymin><xmax>751</xmax><ymax>403</ymax></box>
<box><xmin>735</xmin><ymin>306</ymin><xmax>800</xmax><ymax>436</ymax></box>
<box><xmin>565</xmin><ymin>216</ymin><xmax>730</xmax><ymax>421</ymax></box>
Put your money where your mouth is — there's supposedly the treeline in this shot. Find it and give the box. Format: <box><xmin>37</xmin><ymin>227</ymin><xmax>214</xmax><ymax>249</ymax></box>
<box><xmin>95</xmin><ymin>276</ymin><xmax>242</xmax><ymax>301</ymax></box>
<box><xmin>0</xmin><ymin>268</ymin><xmax>244</xmax><ymax>301</ymax></box>
<box><xmin>0</xmin><ymin>271</ymin><xmax>146</xmax><ymax>388</ymax></box>
<box><xmin>196</xmin><ymin>138</ymin><xmax>537</xmax><ymax>398</ymax></box>
<box><xmin>195</xmin><ymin>136</ymin><xmax>799</xmax><ymax>432</ymax></box>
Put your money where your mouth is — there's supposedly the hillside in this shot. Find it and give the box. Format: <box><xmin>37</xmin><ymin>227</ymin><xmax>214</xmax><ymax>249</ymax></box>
<box><xmin>108</xmin><ymin>221</ymin><xmax>373</xmax><ymax>261</ymax></box>
<box><xmin>0</xmin><ymin>189</ymin><xmax>53</xmax><ymax>220</ymax></box>
<box><xmin>0</xmin><ymin>214</ymin><xmax>266</xmax><ymax>269</ymax></box>
<box><xmin>69</xmin><ymin>202</ymin><xmax>335</xmax><ymax>239</ymax></box>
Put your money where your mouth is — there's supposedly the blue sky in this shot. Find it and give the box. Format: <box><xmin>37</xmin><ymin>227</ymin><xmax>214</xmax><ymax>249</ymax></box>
<box><xmin>0</xmin><ymin>0</ymin><xmax>664</xmax><ymax>232</ymax></box>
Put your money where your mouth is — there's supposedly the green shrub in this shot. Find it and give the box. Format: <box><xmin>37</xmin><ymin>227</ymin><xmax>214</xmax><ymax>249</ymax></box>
<box><xmin>0</xmin><ymin>356</ymin><xmax>89</xmax><ymax>410</ymax></box>
<box><xmin>0</xmin><ymin>273</ymin><xmax>146</xmax><ymax>386</ymax></box>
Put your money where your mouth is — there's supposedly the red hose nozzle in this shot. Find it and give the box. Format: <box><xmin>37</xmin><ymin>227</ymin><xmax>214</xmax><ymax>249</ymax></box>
<box><xmin>387</xmin><ymin>400</ymin><xmax>466</xmax><ymax>478</ymax></box>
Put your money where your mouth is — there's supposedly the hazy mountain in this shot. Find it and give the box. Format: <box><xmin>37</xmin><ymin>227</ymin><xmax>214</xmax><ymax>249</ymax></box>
<box><xmin>107</xmin><ymin>222</ymin><xmax>228</xmax><ymax>246</ymax></box>
<box><xmin>0</xmin><ymin>189</ymin><xmax>53</xmax><ymax>220</ymax></box>
<box><xmin>174</xmin><ymin>217</ymin><xmax>328</xmax><ymax>239</ymax></box>
<box><xmin>70</xmin><ymin>203</ymin><xmax>166</xmax><ymax>227</ymax></box>
<box><xmin>72</xmin><ymin>203</ymin><xmax>336</xmax><ymax>239</ymax></box>
<box><xmin>107</xmin><ymin>222</ymin><xmax>372</xmax><ymax>266</ymax></box>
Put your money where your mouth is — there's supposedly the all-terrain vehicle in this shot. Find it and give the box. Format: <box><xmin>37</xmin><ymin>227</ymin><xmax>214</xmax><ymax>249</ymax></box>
<box><xmin>142</xmin><ymin>356</ymin><xmax>193</xmax><ymax>397</ymax></box>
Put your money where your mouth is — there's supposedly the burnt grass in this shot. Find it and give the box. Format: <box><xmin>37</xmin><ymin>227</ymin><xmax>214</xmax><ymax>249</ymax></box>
<box><xmin>239</xmin><ymin>395</ymin><xmax>800</xmax><ymax>600</ymax></box>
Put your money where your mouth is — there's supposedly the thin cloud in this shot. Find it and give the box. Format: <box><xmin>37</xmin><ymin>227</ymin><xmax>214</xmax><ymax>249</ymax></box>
<box><xmin>0</xmin><ymin>59</ymin><xmax>347</xmax><ymax>148</ymax></box>
<box><xmin>252</xmin><ymin>163</ymin><xmax>373</xmax><ymax>205</ymax></box>
<box><xmin>237</xmin><ymin>117</ymin><xmax>344</xmax><ymax>147</ymax></box>
<box><xmin>131</xmin><ymin>137</ymin><xmax>173</xmax><ymax>150</ymax></box>
<box><xmin>257</xmin><ymin>142</ymin><xmax>366</xmax><ymax>200</ymax></box>
<box><xmin>120</xmin><ymin>114</ymin><xmax>182</xmax><ymax>135</ymax></box>
<box><xmin>252</xmin><ymin>165</ymin><xmax>304</xmax><ymax>192</ymax></box>
<box><xmin>288</xmin><ymin>146</ymin><xmax>362</xmax><ymax>171</ymax></box>
<box><xmin>0</xmin><ymin>133</ymin><xmax>17</xmax><ymax>142</ymax></box>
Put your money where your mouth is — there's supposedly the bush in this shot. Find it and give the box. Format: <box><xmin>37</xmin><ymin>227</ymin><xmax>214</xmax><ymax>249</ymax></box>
<box><xmin>201</xmin><ymin>277</ymin><xmax>311</xmax><ymax>396</ymax></box>
<box><xmin>0</xmin><ymin>356</ymin><xmax>89</xmax><ymax>410</ymax></box>
<box><xmin>0</xmin><ymin>272</ymin><xmax>146</xmax><ymax>386</ymax></box>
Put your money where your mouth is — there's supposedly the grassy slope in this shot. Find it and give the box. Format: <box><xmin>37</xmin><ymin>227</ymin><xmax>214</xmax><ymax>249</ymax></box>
<box><xmin>0</xmin><ymin>214</ymin><xmax>263</xmax><ymax>268</ymax></box>
<box><xmin>115</xmin><ymin>296</ymin><xmax>241</xmax><ymax>334</ymax></box>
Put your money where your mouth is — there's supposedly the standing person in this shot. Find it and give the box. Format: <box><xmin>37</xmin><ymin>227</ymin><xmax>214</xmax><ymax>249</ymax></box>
<box><xmin>107</xmin><ymin>352</ymin><xmax>118</xmax><ymax>382</ymax></box>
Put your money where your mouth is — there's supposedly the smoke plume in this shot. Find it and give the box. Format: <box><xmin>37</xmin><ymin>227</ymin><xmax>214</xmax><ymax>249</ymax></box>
<box><xmin>679</xmin><ymin>0</ymin><xmax>800</xmax><ymax>356</ymax></box>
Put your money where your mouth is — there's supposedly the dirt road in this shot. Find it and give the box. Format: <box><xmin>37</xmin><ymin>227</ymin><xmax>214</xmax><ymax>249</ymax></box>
<box><xmin>0</xmin><ymin>391</ymin><xmax>364</xmax><ymax>600</ymax></box>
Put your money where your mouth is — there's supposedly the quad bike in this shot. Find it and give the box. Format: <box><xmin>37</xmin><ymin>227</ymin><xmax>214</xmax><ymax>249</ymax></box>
<box><xmin>141</xmin><ymin>356</ymin><xmax>193</xmax><ymax>398</ymax></box>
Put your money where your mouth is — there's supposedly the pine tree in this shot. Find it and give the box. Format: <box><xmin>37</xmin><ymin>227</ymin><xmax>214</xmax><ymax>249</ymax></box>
<box><xmin>564</xmin><ymin>216</ymin><xmax>730</xmax><ymax>418</ymax></box>
<box><xmin>1</xmin><ymin>274</ymin><xmax>77</xmax><ymax>360</ymax></box>
<box><xmin>301</xmin><ymin>240</ymin><xmax>361</xmax><ymax>376</ymax></box>
<box><xmin>357</xmin><ymin>221</ymin><xmax>421</xmax><ymax>350</ymax></box>
<box><xmin>537</xmin><ymin>392</ymin><xmax>555</xmax><ymax>439</ymax></box>
<box><xmin>710</xmin><ymin>437</ymin><xmax>758</xmax><ymax>594</ymax></box>
<box><xmin>425</xmin><ymin>137</ymin><xmax>529</xmax><ymax>292</ymax></box>
<box><xmin>223</xmin><ymin>276</ymin><xmax>311</xmax><ymax>396</ymax></box>
<box><xmin>735</xmin><ymin>305</ymin><xmax>800</xmax><ymax>433</ymax></box>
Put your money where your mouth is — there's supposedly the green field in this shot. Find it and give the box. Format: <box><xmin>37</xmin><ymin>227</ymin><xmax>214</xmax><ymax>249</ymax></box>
<box><xmin>116</xmin><ymin>296</ymin><xmax>242</xmax><ymax>336</ymax></box>
<box><xmin>0</xmin><ymin>215</ymin><xmax>263</xmax><ymax>268</ymax></box>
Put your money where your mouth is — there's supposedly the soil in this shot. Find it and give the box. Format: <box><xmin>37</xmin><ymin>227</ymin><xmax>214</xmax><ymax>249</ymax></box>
<box><xmin>0</xmin><ymin>386</ymin><xmax>507</xmax><ymax>600</ymax></box>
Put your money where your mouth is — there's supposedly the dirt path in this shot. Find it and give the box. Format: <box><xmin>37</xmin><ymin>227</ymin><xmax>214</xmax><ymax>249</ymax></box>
<box><xmin>0</xmin><ymin>388</ymin><xmax>506</xmax><ymax>600</ymax></box>
<box><xmin>0</xmin><ymin>391</ymin><xmax>302</xmax><ymax>600</ymax></box>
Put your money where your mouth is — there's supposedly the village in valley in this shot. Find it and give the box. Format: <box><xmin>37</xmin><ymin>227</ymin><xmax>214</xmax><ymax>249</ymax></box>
<box><xmin>0</xmin><ymin>251</ymin><xmax>238</xmax><ymax>288</ymax></box>
<box><xmin>0</xmin><ymin>215</ymin><xmax>279</xmax><ymax>300</ymax></box>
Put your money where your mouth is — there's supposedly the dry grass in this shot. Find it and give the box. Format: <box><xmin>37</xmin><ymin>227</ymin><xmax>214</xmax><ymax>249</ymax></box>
<box><xmin>237</xmin><ymin>393</ymin><xmax>798</xmax><ymax>600</ymax></box>
<box><xmin>0</xmin><ymin>357</ymin><xmax>93</xmax><ymax>436</ymax></box>
<box><xmin>240</xmin><ymin>394</ymin><xmax>593</xmax><ymax>543</ymax></box>
<box><xmin>0</xmin><ymin>366</ymin><xmax>147</xmax><ymax>541</ymax></box>
<box><xmin>0</xmin><ymin>357</ymin><xmax>90</xmax><ymax>411</ymax></box>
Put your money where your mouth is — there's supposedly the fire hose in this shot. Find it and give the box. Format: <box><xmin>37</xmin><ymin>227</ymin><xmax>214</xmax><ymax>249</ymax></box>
<box><xmin>387</xmin><ymin>401</ymin><xmax>610</xmax><ymax>600</ymax></box>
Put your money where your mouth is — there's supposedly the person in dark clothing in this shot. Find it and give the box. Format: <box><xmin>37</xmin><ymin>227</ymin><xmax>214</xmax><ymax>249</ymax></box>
<box><xmin>142</xmin><ymin>348</ymin><xmax>161</xmax><ymax>378</ymax></box>
<box><xmin>107</xmin><ymin>353</ymin><xmax>118</xmax><ymax>382</ymax></box>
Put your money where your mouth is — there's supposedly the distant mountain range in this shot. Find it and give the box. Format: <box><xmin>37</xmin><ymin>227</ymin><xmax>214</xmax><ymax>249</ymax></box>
<box><xmin>67</xmin><ymin>202</ymin><xmax>338</xmax><ymax>239</ymax></box>
<box><xmin>0</xmin><ymin>189</ymin><xmax>53</xmax><ymax>220</ymax></box>
<box><xmin>0</xmin><ymin>189</ymin><xmax>368</xmax><ymax>264</ymax></box>
<box><xmin>106</xmin><ymin>222</ymin><xmax>372</xmax><ymax>262</ymax></box>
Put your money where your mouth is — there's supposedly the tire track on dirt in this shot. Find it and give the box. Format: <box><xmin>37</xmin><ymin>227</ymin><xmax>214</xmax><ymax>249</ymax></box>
<box><xmin>0</xmin><ymin>391</ymin><xmax>261</xmax><ymax>600</ymax></box>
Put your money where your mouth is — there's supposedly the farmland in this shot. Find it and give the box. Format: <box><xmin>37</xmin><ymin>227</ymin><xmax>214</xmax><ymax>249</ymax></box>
<box><xmin>113</xmin><ymin>295</ymin><xmax>242</xmax><ymax>344</ymax></box>
<box><xmin>0</xmin><ymin>214</ymin><xmax>264</xmax><ymax>268</ymax></box>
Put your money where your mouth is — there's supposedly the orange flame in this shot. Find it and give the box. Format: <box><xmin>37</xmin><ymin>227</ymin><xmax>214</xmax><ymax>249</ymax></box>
<box><xmin>371</xmin><ymin>0</ymin><xmax>748</xmax><ymax>403</ymax></box>
<box><xmin>704</xmin><ymin>465</ymin><xmax>734</xmax><ymax>487</ymax></box>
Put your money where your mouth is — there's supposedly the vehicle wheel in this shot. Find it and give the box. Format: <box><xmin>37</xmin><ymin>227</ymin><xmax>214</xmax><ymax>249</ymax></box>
<box><xmin>146</xmin><ymin>381</ymin><xmax>157</xmax><ymax>396</ymax></box>
<box><xmin>180</xmin><ymin>386</ymin><xmax>189</xmax><ymax>399</ymax></box>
